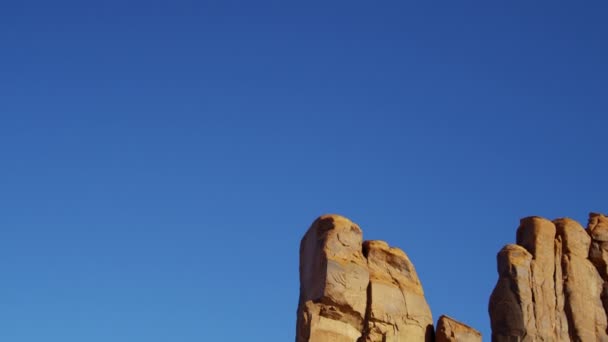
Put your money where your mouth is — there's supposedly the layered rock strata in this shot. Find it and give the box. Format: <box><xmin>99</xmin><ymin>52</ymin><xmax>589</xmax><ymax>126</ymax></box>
<box><xmin>489</xmin><ymin>213</ymin><xmax>608</xmax><ymax>341</ymax></box>
<box><xmin>296</xmin><ymin>214</ymin><xmax>479</xmax><ymax>342</ymax></box>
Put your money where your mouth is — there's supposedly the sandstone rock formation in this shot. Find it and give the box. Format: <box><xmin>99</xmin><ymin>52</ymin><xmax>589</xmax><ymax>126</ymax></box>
<box><xmin>296</xmin><ymin>214</ymin><xmax>369</xmax><ymax>342</ymax></box>
<box><xmin>489</xmin><ymin>213</ymin><xmax>608</xmax><ymax>342</ymax></box>
<box><xmin>436</xmin><ymin>315</ymin><xmax>482</xmax><ymax>342</ymax></box>
<box><xmin>362</xmin><ymin>240</ymin><xmax>433</xmax><ymax>341</ymax></box>
<box><xmin>588</xmin><ymin>212</ymin><xmax>608</xmax><ymax>319</ymax></box>
<box><xmin>296</xmin><ymin>214</ymin><xmax>479</xmax><ymax>342</ymax></box>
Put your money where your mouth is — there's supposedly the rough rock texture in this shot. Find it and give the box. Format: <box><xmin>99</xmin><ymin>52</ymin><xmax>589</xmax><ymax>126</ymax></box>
<box><xmin>296</xmin><ymin>215</ymin><xmax>369</xmax><ymax>342</ymax></box>
<box><xmin>361</xmin><ymin>240</ymin><xmax>433</xmax><ymax>341</ymax></box>
<box><xmin>588</xmin><ymin>213</ymin><xmax>608</xmax><ymax>341</ymax></box>
<box><xmin>435</xmin><ymin>316</ymin><xmax>482</xmax><ymax>342</ymax></box>
<box><xmin>489</xmin><ymin>213</ymin><xmax>608</xmax><ymax>342</ymax></box>
<box><xmin>296</xmin><ymin>214</ymin><xmax>477</xmax><ymax>342</ymax></box>
<box><xmin>588</xmin><ymin>213</ymin><xmax>608</xmax><ymax>280</ymax></box>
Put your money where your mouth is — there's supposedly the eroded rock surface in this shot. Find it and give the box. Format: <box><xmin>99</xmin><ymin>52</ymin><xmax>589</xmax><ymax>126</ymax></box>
<box><xmin>361</xmin><ymin>240</ymin><xmax>433</xmax><ymax>341</ymax></box>
<box><xmin>489</xmin><ymin>213</ymin><xmax>608</xmax><ymax>342</ymax></box>
<box><xmin>436</xmin><ymin>315</ymin><xmax>481</xmax><ymax>342</ymax></box>
<box><xmin>296</xmin><ymin>215</ymin><xmax>369</xmax><ymax>342</ymax></box>
<box><xmin>296</xmin><ymin>214</ymin><xmax>475</xmax><ymax>342</ymax></box>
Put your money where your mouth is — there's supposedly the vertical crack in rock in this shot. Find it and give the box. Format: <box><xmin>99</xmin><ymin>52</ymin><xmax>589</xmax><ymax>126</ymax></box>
<box><xmin>356</xmin><ymin>273</ymin><xmax>373</xmax><ymax>342</ymax></box>
<box><xmin>553</xmin><ymin>233</ymin><xmax>568</xmax><ymax>341</ymax></box>
<box><xmin>296</xmin><ymin>214</ymin><xmax>479</xmax><ymax>342</ymax></box>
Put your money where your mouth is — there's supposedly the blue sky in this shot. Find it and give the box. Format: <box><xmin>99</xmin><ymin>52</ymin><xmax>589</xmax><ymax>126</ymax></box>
<box><xmin>1</xmin><ymin>1</ymin><xmax>607</xmax><ymax>341</ymax></box>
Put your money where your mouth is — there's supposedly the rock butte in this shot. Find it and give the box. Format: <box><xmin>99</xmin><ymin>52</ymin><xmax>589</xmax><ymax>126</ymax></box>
<box><xmin>296</xmin><ymin>214</ymin><xmax>479</xmax><ymax>342</ymax></box>
<box><xmin>296</xmin><ymin>212</ymin><xmax>608</xmax><ymax>341</ymax></box>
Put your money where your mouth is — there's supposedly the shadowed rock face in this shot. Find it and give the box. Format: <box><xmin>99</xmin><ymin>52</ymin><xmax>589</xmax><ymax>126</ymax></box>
<box><xmin>489</xmin><ymin>214</ymin><xmax>608</xmax><ymax>342</ymax></box>
<box><xmin>296</xmin><ymin>214</ymin><xmax>479</xmax><ymax>342</ymax></box>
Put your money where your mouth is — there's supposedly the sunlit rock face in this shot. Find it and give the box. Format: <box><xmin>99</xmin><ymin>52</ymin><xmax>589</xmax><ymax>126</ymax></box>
<box><xmin>489</xmin><ymin>213</ymin><xmax>608</xmax><ymax>342</ymax></box>
<box><xmin>296</xmin><ymin>214</ymin><xmax>479</xmax><ymax>342</ymax></box>
<box><xmin>361</xmin><ymin>239</ymin><xmax>433</xmax><ymax>342</ymax></box>
<box><xmin>435</xmin><ymin>315</ymin><xmax>482</xmax><ymax>342</ymax></box>
<box><xmin>297</xmin><ymin>212</ymin><xmax>608</xmax><ymax>341</ymax></box>
<box><xmin>296</xmin><ymin>215</ymin><xmax>369</xmax><ymax>342</ymax></box>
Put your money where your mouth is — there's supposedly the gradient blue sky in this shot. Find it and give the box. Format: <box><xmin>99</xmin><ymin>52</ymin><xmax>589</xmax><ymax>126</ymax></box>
<box><xmin>1</xmin><ymin>1</ymin><xmax>607</xmax><ymax>341</ymax></box>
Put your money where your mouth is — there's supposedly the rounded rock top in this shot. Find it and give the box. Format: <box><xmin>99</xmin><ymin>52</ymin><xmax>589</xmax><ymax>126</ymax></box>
<box><xmin>553</xmin><ymin>217</ymin><xmax>583</xmax><ymax>227</ymax></box>
<box><xmin>316</xmin><ymin>213</ymin><xmax>355</xmax><ymax>225</ymax></box>
<box><xmin>363</xmin><ymin>240</ymin><xmax>408</xmax><ymax>259</ymax></box>
<box><xmin>519</xmin><ymin>216</ymin><xmax>555</xmax><ymax>226</ymax></box>
<box><xmin>309</xmin><ymin>214</ymin><xmax>363</xmax><ymax>236</ymax></box>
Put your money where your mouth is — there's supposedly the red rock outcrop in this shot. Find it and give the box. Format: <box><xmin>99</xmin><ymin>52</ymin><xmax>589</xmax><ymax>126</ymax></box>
<box><xmin>489</xmin><ymin>213</ymin><xmax>608</xmax><ymax>341</ymax></box>
<box><xmin>296</xmin><ymin>214</ymin><xmax>479</xmax><ymax>342</ymax></box>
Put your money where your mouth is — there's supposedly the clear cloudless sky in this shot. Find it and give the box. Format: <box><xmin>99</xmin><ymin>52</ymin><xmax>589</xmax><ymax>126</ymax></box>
<box><xmin>1</xmin><ymin>1</ymin><xmax>607</xmax><ymax>341</ymax></box>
